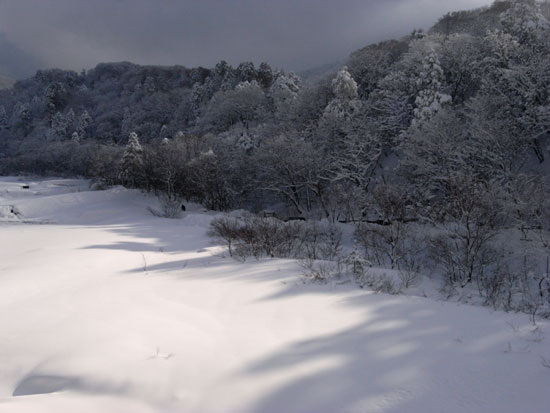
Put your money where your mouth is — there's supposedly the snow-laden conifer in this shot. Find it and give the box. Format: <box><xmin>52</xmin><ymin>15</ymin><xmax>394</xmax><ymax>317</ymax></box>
<box><xmin>119</xmin><ymin>132</ymin><xmax>144</xmax><ymax>188</ymax></box>
<box><xmin>412</xmin><ymin>49</ymin><xmax>451</xmax><ymax>125</ymax></box>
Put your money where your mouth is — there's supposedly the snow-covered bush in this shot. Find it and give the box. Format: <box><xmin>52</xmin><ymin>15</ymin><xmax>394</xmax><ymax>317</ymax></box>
<box><xmin>208</xmin><ymin>215</ymin><xmax>342</xmax><ymax>261</ymax></box>
<box><xmin>476</xmin><ymin>241</ymin><xmax>550</xmax><ymax>317</ymax></box>
<box><xmin>208</xmin><ymin>215</ymin><xmax>301</xmax><ymax>260</ymax></box>
<box><xmin>148</xmin><ymin>193</ymin><xmax>183</xmax><ymax>219</ymax></box>
<box><xmin>297</xmin><ymin>221</ymin><xmax>342</xmax><ymax>261</ymax></box>
<box><xmin>300</xmin><ymin>258</ymin><xmax>344</xmax><ymax>282</ymax></box>
<box><xmin>355</xmin><ymin>222</ymin><xmax>424</xmax><ymax>277</ymax></box>
<box><xmin>207</xmin><ymin>215</ymin><xmax>242</xmax><ymax>256</ymax></box>
<box><xmin>344</xmin><ymin>243</ymin><xmax>371</xmax><ymax>287</ymax></box>
<box><xmin>366</xmin><ymin>271</ymin><xmax>399</xmax><ymax>294</ymax></box>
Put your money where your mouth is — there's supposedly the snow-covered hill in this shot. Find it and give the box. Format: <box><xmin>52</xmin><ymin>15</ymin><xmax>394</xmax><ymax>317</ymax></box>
<box><xmin>0</xmin><ymin>177</ymin><xmax>549</xmax><ymax>412</ymax></box>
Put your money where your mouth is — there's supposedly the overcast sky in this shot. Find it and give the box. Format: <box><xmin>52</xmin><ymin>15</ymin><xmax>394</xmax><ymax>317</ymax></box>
<box><xmin>0</xmin><ymin>0</ymin><xmax>493</xmax><ymax>78</ymax></box>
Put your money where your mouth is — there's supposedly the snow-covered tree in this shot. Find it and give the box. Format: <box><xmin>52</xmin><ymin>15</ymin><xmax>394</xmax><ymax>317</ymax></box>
<box><xmin>483</xmin><ymin>29</ymin><xmax>520</xmax><ymax>69</ymax></box>
<box><xmin>48</xmin><ymin>112</ymin><xmax>69</xmax><ymax>140</ymax></box>
<box><xmin>199</xmin><ymin>80</ymin><xmax>266</xmax><ymax>132</ymax></box>
<box><xmin>12</xmin><ymin>102</ymin><xmax>32</xmax><ymax>136</ymax></box>
<box><xmin>366</xmin><ymin>36</ymin><xmax>439</xmax><ymax>144</ymax></box>
<box><xmin>323</xmin><ymin>66</ymin><xmax>361</xmax><ymax>120</ymax></box>
<box><xmin>347</xmin><ymin>39</ymin><xmax>408</xmax><ymax>99</ymax></box>
<box><xmin>332</xmin><ymin>66</ymin><xmax>358</xmax><ymax>101</ymax></box>
<box><xmin>318</xmin><ymin>67</ymin><xmax>380</xmax><ymax>202</ymax></box>
<box><xmin>344</xmin><ymin>242</ymin><xmax>371</xmax><ymax>287</ymax></box>
<box><xmin>320</xmin><ymin>67</ymin><xmax>360</xmax><ymax>135</ymax></box>
<box><xmin>187</xmin><ymin>148</ymin><xmax>232</xmax><ymax>211</ymax></box>
<box><xmin>500</xmin><ymin>0</ymin><xmax>549</xmax><ymax>44</ymax></box>
<box><xmin>480</xmin><ymin>24</ymin><xmax>550</xmax><ymax>163</ymax></box>
<box><xmin>205</xmin><ymin>61</ymin><xmax>237</xmax><ymax>93</ymax></box>
<box><xmin>366</xmin><ymin>71</ymin><xmax>414</xmax><ymax>145</ymax></box>
<box><xmin>254</xmin><ymin>134</ymin><xmax>327</xmax><ymax>217</ymax></box>
<box><xmin>269</xmin><ymin>71</ymin><xmax>302</xmax><ymax>120</ymax></box>
<box><xmin>119</xmin><ymin>132</ymin><xmax>144</xmax><ymax>188</ymax></box>
<box><xmin>145</xmin><ymin>138</ymin><xmax>190</xmax><ymax>204</ymax></box>
<box><xmin>0</xmin><ymin>105</ymin><xmax>7</xmax><ymax>129</ymax></box>
<box><xmin>143</xmin><ymin>76</ymin><xmax>156</xmax><ymax>94</ymax></box>
<box><xmin>191</xmin><ymin>82</ymin><xmax>208</xmax><ymax>120</ymax></box>
<box><xmin>412</xmin><ymin>49</ymin><xmax>451</xmax><ymax>125</ymax></box>
<box><xmin>65</xmin><ymin>108</ymin><xmax>75</xmax><ymax>131</ymax></box>
<box><xmin>236</xmin><ymin>61</ymin><xmax>257</xmax><ymax>82</ymax></box>
<box><xmin>257</xmin><ymin>62</ymin><xmax>274</xmax><ymax>89</ymax></box>
<box><xmin>120</xmin><ymin>107</ymin><xmax>133</xmax><ymax>139</ymax></box>
<box><xmin>44</xmin><ymin>82</ymin><xmax>67</xmax><ymax>115</ymax></box>
<box><xmin>76</xmin><ymin>110</ymin><xmax>92</xmax><ymax>140</ymax></box>
<box><xmin>438</xmin><ymin>34</ymin><xmax>483</xmax><ymax>104</ymax></box>
<box><xmin>429</xmin><ymin>174</ymin><xmax>502</xmax><ymax>288</ymax></box>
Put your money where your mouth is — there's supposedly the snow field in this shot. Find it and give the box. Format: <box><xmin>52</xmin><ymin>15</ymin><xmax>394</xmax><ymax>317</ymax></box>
<box><xmin>0</xmin><ymin>177</ymin><xmax>549</xmax><ymax>412</ymax></box>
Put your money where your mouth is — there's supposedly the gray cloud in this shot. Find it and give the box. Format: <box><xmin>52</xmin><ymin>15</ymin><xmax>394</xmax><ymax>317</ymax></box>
<box><xmin>0</xmin><ymin>0</ymin><xmax>492</xmax><ymax>77</ymax></box>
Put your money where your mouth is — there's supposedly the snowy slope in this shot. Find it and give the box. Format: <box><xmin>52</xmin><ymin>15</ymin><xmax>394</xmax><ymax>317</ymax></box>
<box><xmin>0</xmin><ymin>177</ymin><xmax>549</xmax><ymax>413</ymax></box>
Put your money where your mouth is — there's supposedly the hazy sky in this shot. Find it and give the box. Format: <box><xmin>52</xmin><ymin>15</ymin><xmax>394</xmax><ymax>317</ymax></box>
<box><xmin>0</xmin><ymin>0</ymin><xmax>493</xmax><ymax>78</ymax></box>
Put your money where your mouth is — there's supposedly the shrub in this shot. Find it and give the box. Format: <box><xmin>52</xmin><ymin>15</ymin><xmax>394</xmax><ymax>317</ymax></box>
<box><xmin>300</xmin><ymin>258</ymin><xmax>344</xmax><ymax>282</ymax></box>
<box><xmin>207</xmin><ymin>215</ymin><xmax>242</xmax><ymax>256</ymax></box>
<box><xmin>428</xmin><ymin>176</ymin><xmax>502</xmax><ymax>288</ymax></box>
<box><xmin>208</xmin><ymin>215</ymin><xmax>342</xmax><ymax>261</ymax></box>
<box><xmin>148</xmin><ymin>193</ymin><xmax>183</xmax><ymax>218</ymax></box>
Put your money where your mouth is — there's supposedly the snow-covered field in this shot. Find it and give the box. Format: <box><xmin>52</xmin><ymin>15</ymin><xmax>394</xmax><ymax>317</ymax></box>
<box><xmin>0</xmin><ymin>177</ymin><xmax>549</xmax><ymax>413</ymax></box>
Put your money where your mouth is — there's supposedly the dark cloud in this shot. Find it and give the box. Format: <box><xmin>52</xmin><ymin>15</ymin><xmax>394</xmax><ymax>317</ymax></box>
<box><xmin>0</xmin><ymin>0</ymin><xmax>492</xmax><ymax>77</ymax></box>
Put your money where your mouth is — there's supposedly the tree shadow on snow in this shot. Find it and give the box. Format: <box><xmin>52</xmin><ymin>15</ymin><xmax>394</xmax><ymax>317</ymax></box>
<box><xmin>234</xmin><ymin>293</ymin><xmax>533</xmax><ymax>413</ymax></box>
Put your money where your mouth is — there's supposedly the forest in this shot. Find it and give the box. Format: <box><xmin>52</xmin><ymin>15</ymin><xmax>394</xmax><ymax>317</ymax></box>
<box><xmin>1</xmin><ymin>0</ymin><xmax>550</xmax><ymax>314</ymax></box>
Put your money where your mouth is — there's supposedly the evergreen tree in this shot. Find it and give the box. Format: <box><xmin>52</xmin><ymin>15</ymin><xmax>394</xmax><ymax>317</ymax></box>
<box><xmin>119</xmin><ymin>132</ymin><xmax>144</xmax><ymax>188</ymax></box>
<box><xmin>236</xmin><ymin>62</ymin><xmax>257</xmax><ymax>82</ymax></box>
<box><xmin>257</xmin><ymin>62</ymin><xmax>274</xmax><ymax>89</ymax></box>
<box><xmin>76</xmin><ymin>110</ymin><xmax>92</xmax><ymax>140</ymax></box>
<box><xmin>13</xmin><ymin>102</ymin><xmax>32</xmax><ymax>136</ymax></box>
<box><xmin>44</xmin><ymin>81</ymin><xmax>67</xmax><ymax>116</ymax></box>
<box><xmin>65</xmin><ymin>108</ymin><xmax>75</xmax><ymax>132</ymax></box>
<box><xmin>323</xmin><ymin>66</ymin><xmax>361</xmax><ymax>119</ymax></box>
<box><xmin>269</xmin><ymin>71</ymin><xmax>302</xmax><ymax>121</ymax></box>
<box><xmin>367</xmin><ymin>70</ymin><xmax>414</xmax><ymax>145</ymax></box>
<box><xmin>48</xmin><ymin>112</ymin><xmax>69</xmax><ymax>140</ymax></box>
<box><xmin>412</xmin><ymin>49</ymin><xmax>451</xmax><ymax>126</ymax></box>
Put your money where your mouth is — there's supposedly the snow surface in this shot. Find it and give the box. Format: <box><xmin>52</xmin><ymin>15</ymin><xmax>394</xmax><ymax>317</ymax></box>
<box><xmin>0</xmin><ymin>177</ymin><xmax>549</xmax><ymax>412</ymax></box>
